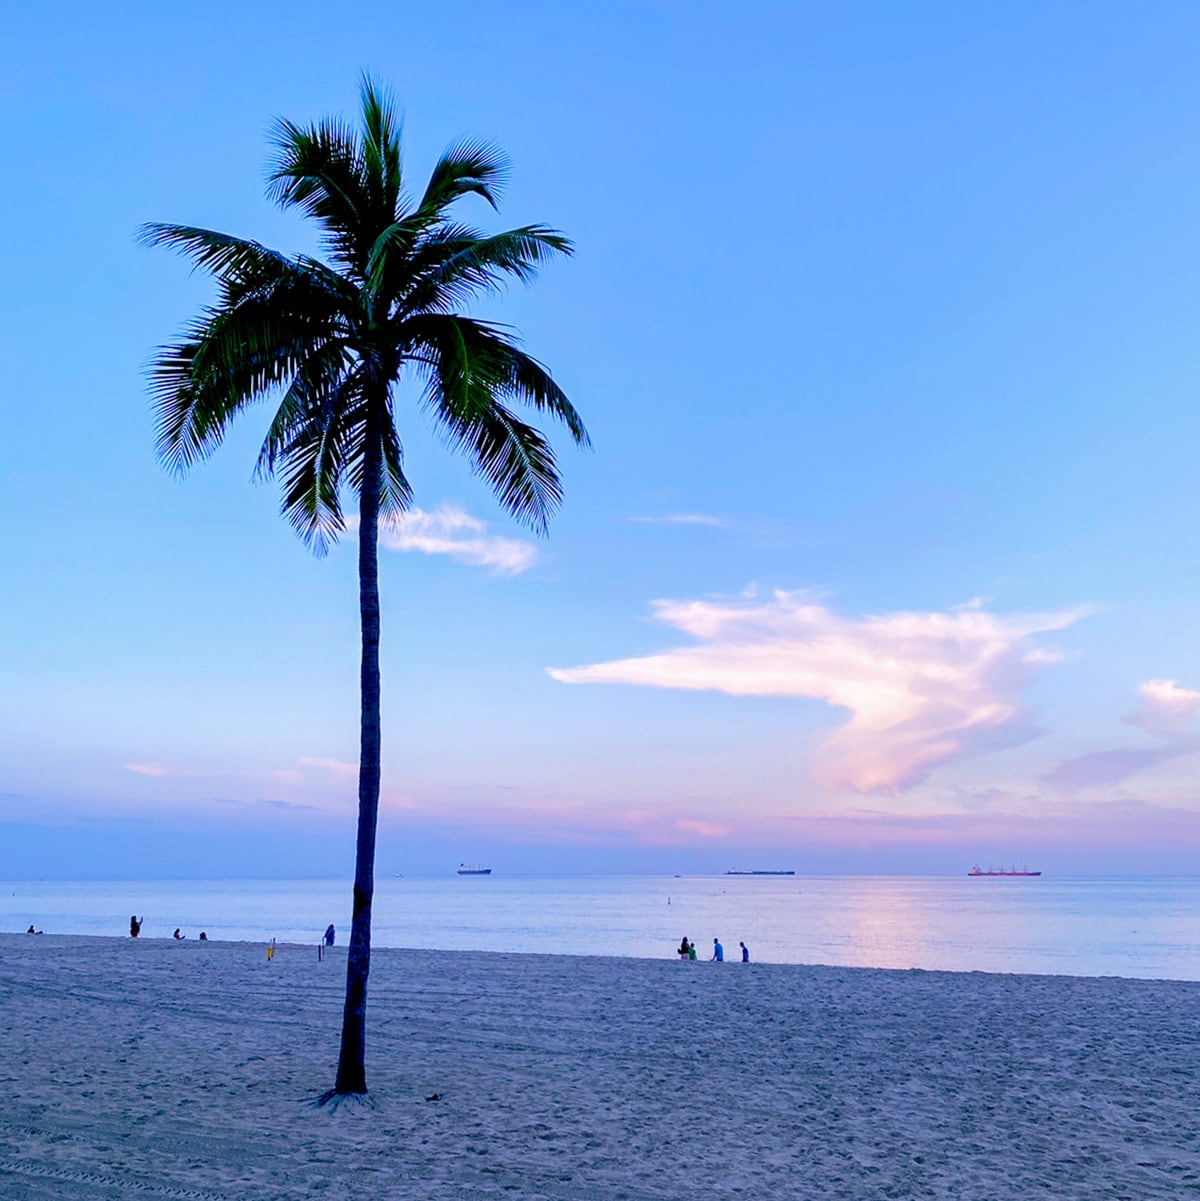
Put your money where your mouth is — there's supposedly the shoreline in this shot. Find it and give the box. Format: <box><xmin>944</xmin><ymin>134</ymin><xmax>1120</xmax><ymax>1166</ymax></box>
<box><xmin>3</xmin><ymin>933</ymin><xmax>1200</xmax><ymax>1198</ymax></box>
<box><xmin>7</xmin><ymin>875</ymin><xmax>1199</xmax><ymax>981</ymax></box>
<box><xmin>7</xmin><ymin>929</ymin><xmax>1200</xmax><ymax>985</ymax></box>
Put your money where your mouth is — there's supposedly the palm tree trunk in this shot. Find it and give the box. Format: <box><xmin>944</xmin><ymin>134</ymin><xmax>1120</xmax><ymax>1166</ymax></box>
<box><xmin>330</xmin><ymin>419</ymin><xmax>384</xmax><ymax>1097</ymax></box>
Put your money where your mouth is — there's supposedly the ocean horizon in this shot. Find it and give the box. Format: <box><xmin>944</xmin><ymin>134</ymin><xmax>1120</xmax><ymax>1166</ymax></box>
<box><xmin>5</xmin><ymin>873</ymin><xmax>1199</xmax><ymax>981</ymax></box>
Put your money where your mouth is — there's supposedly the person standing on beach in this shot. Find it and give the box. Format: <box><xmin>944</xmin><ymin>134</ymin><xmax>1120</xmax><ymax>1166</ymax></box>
<box><xmin>740</xmin><ymin>941</ymin><xmax>750</xmax><ymax>962</ymax></box>
<box><xmin>130</xmin><ymin>915</ymin><xmax>142</xmax><ymax>938</ymax></box>
<box><xmin>688</xmin><ymin>940</ymin><xmax>698</xmax><ymax>961</ymax></box>
<box><xmin>712</xmin><ymin>938</ymin><xmax>724</xmax><ymax>962</ymax></box>
<box><xmin>324</xmin><ymin>924</ymin><xmax>336</xmax><ymax>947</ymax></box>
<box><xmin>677</xmin><ymin>936</ymin><xmax>691</xmax><ymax>961</ymax></box>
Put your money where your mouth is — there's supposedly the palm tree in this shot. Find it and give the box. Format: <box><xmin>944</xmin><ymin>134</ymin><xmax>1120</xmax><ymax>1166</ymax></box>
<box><xmin>141</xmin><ymin>79</ymin><xmax>587</xmax><ymax>1101</ymax></box>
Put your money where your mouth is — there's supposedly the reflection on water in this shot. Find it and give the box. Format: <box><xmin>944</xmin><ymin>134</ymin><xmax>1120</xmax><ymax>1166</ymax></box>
<box><xmin>835</xmin><ymin>877</ymin><xmax>938</xmax><ymax>970</ymax></box>
<box><xmin>3</xmin><ymin>875</ymin><xmax>1200</xmax><ymax>980</ymax></box>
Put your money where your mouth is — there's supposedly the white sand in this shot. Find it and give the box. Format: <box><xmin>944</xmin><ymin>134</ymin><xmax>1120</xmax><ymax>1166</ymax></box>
<box><xmin>1</xmin><ymin>934</ymin><xmax>1198</xmax><ymax>1200</ymax></box>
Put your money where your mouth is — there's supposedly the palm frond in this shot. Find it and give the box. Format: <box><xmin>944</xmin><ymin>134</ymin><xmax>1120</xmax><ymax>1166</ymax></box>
<box><xmin>255</xmin><ymin>342</ymin><xmax>356</xmax><ymax>481</ymax></box>
<box><xmin>139</xmin><ymin>223</ymin><xmax>358</xmax><ymax>311</ymax></box>
<box><xmin>267</xmin><ymin>117</ymin><xmax>369</xmax><ymax>272</ymax></box>
<box><xmin>401</xmin><ymin>225</ymin><xmax>573</xmax><ymax>314</ymax></box>
<box><xmin>402</xmin><ymin>313</ymin><xmax>589</xmax><ymax>448</ymax></box>
<box><xmin>137</xmin><ymin>224</ymin><xmax>291</xmax><ymax>279</ymax></box>
<box><xmin>416</xmin><ymin>138</ymin><xmax>508</xmax><ymax>216</ymax></box>
<box><xmin>274</xmin><ymin>393</ymin><xmax>364</xmax><ymax>553</ymax></box>
<box><xmin>377</xmin><ymin>418</ymin><xmax>413</xmax><ymax>519</ymax></box>
<box><xmin>358</xmin><ymin>76</ymin><xmax>404</xmax><ymax>221</ymax></box>
<box><xmin>442</xmin><ymin>400</ymin><xmax>562</xmax><ymax>533</ymax></box>
<box><xmin>405</xmin><ymin>313</ymin><xmax>586</xmax><ymax>530</ymax></box>
<box><xmin>149</xmin><ymin>282</ymin><xmax>342</xmax><ymax>475</ymax></box>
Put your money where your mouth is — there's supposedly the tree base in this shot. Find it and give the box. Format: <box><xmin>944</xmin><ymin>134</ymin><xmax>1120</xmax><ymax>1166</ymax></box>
<box><xmin>315</xmin><ymin>1088</ymin><xmax>377</xmax><ymax>1112</ymax></box>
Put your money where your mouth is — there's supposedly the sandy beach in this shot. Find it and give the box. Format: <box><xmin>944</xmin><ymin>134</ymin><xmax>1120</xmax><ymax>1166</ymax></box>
<box><xmin>1</xmin><ymin>934</ymin><xmax>1198</xmax><ymax>1200</ymax></box>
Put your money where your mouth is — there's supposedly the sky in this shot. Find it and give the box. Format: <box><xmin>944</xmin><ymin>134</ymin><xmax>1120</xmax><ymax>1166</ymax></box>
<box><xmin>5</xmin><ymin>2</ymin><xmax>1200</xmax><ymax>877</ymax></box>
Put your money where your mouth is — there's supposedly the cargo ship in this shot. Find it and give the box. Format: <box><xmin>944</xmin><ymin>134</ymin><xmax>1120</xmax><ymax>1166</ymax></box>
<box><xmin>967</xmin><ymin>865</ymin><xmax>1042</xmax><ymax>877</ymax></box>
<box><xmin>725</xmin><ymin>869</ymin><xmax>796</xmax><ymax>876</ymax></box>
<box><xmin>457</xmin><ymin>864</ymin><xmax>492</xmax><ymax>876</ymax></box>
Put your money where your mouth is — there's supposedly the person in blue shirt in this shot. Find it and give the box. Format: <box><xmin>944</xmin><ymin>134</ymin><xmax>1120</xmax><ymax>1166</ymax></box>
<box><xmin>712</xmin><ymin>938</ymin><xmax>724</xmax><ymax>962</ymax></box>
<box><xmin>740</xmin><ymin>941</ymin><xmax>750</xmax><ymax>962</ymax></box>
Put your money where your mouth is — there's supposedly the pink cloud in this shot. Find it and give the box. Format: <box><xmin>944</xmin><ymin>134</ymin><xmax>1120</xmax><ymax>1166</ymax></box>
<box><xmin>1129</xmin><ymin>678</ymin><xmax>1200</xmax><ymax>737</ymax></box>
<box><xmin>674</xmin><ymin>819</ymin><xmax>730</xmax><ymax>838</ymax></box>
<box><xmin>298</xmin><ymin>757</ymin><xmax>358</xmax><ymax>778</ymax></box>
<box><xmin>126</xmin><ymin>763</ymin><xmax>170</xmax><ymax>778</ymax></box>
<box><xmin>549</xmin><ymin>591</ymin><xmax>1085</xmax><ymax>792</ymax></box>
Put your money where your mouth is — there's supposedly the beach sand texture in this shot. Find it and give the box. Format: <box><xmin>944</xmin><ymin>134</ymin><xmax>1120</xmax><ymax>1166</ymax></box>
<box><xmin>2</xmin><ymin>934</ymin><xmax>1198</xmax><ymax>1200</ymax></box>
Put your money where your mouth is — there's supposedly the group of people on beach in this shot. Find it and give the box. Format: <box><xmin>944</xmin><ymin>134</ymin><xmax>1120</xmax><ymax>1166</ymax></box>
<box><xmin>677</xmin><ymin>936</ymin><xmax>750</xmax><ymax>962</ymax></box>
<box><xmin>129</xmin><ymin>916</ymin><xmax>207</xmax><ymax>940</ymax></box>
<box><xmin>123</xmin><ymin>917</ymin><xmax>329</xmax><ymax>946</ymax></box>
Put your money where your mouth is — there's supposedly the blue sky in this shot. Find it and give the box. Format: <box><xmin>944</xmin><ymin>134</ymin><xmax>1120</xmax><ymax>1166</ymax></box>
<box><xmin>5</xmin><ymin>3</ymin><xmax>1200</xmax><ymax>876</ymax></box>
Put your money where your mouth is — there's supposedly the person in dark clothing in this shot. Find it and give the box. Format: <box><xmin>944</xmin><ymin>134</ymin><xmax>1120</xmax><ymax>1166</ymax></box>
<box><xmin>173</xmin><ymin>928</ymin><xmax>184</xmax><ymax>940</ymax></box>
<box><xmin>740</xmin><ymin>941</ymin><xmax>750</xmax><ymax>962</ymax></box>
<box><xmin>199</xmin><ymin>931</ymin><xmax>208</xmax><ymax>941</ymax></box>
<box><xmin>130</xmin><ymin>915</ymin><xmax>142</xmax><ymax>938</ymax></box>
<box><xmin>323</xmin><ymin>924</ymin><xmax>336</xmax><ymax>947</ymax></box>
<box><xmin>678</xmin><ymin>936</ymin><xmax>692</xmax><ymax>961</ymax></box>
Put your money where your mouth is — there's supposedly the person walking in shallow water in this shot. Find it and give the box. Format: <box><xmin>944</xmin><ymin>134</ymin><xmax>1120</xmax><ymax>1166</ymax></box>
<box><xmin>130</xmin><ymin>915</ymin><xmax>142</xmax><ymax>938</ymax></box>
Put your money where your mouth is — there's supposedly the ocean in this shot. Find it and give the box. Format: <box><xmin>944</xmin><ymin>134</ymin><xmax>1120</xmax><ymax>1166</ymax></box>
<box><xmin>4</xmin><ymin>874</ymin><xmax>1200</xmax><ymax>980</ymax></box>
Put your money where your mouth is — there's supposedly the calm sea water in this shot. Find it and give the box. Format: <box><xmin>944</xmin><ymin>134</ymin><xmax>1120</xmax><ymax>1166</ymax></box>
<box><xmin>4</xmin><ymin>875</ymin><xmax>1200</xmax><ymax>980</ymax></box>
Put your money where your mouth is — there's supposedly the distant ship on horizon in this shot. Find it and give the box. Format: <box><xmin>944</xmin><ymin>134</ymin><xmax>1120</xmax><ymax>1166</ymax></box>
<box><xmin>967</xmin><ymin>865</ymin><xmax>1042</xmax><ymax>877</ymax></box>
<box><xmin>725</xmin><ymin>869</ymin><xmax>796</xmax><ymax>876</ymax></box>
<box><xmin>457</xmin><ymin>864</ymin><xmax>492</xmax><ymax>876</ymax></box>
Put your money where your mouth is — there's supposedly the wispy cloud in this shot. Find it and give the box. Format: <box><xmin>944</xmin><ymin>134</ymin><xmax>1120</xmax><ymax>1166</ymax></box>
<box><xmin>771</xmin><ymin>796</ymin><xmax>1200</xmax><ymax>853</ymax></box>
<box><xmin>298</xmin><ymin>757</ymin><xmax>358</xmax><ymax>778</ymax></box>
<box><xmin>629</xmin><ymin>513</ymin><xmax>731</xmax><ymax>528</ymax></box>
<box><xmin>369</xmin><ymin>506</ymin><xmax>537</xmax><ymax>574</ymax></box>
<box><xmin>1044</xmin><ymin>678</ymin><xmax>1200</xmax><ymax>791</ymax></box>
<box><xmin>126</xmin><ymin>763</ymin><xmax>170</xmax><ymax>778</ymax></box>
<box><xmin>549</xmin><ymin>591</ymin><xmax>1085</xmax><ymax>793</ymax></box>
<box><xmin>211</xmin><ymin>796</ymin><xmax>324</xmax><ymax>813</ymax></box>
<box><xmin>674</xmin><ymin>818</ymin><xmax>730</xmax><ymax>838</ymax></box>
